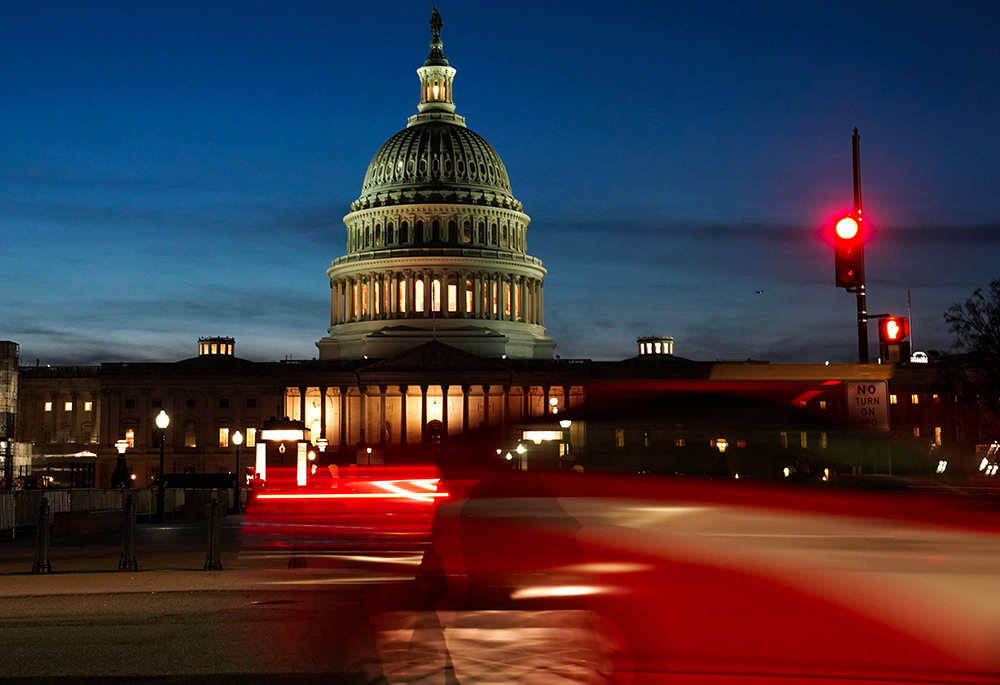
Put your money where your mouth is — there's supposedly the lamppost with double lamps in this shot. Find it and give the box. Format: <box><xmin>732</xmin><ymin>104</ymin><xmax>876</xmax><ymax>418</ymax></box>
<box><xmin>232</xmin><ymin>430</ymin><xmax>243</xmax><ymax>513</ymax></box>
<box><xmin>155</xmin><ymin>410</ymin><xmax>169</xmax><ymax>521</ymax></box>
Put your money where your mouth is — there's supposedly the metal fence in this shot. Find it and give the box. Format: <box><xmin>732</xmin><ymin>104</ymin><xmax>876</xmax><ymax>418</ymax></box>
<box><xmin>0</xmin><ymin>488</ymin><xmax>235</xmax><ymax>531</ymax></box>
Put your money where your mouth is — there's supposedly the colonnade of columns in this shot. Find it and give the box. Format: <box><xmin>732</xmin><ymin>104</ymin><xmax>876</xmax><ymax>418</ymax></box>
<box><xmin>286</xmin><ymin>383</ymin><xmax>576</xmax><ymax>447</ymax></box>
<box><xmin>330</xmin><ymin>270</ymin><xmax>544</xmax><ymax>326</ymax></box>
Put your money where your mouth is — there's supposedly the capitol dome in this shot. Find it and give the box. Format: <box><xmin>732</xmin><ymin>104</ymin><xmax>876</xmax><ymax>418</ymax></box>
<box><xmin>354</xmin><ymin>121</ymin><xmax>521</xmax><ymax>212</ymax></box>
<box><xmin>317</xmin><ymin>9</ymin><xmax>555</xmax><ymax>361</ymax></box>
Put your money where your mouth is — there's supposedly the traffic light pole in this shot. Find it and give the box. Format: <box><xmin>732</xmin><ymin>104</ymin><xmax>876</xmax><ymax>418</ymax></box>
<box><xmin>852</xmin><ymin>128</ymin><xmax>869</xmax><ymax>364</ymax></box>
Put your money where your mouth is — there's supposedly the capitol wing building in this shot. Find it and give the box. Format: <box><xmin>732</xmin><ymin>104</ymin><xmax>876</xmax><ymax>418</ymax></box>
<box><xmin>318</xmin><ymin>10</ymin><xmax>554</xmax><ymax>361</ymax></box>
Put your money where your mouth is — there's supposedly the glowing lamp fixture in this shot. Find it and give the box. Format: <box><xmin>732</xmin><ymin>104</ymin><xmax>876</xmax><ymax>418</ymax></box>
<box><xmin>559</xmin><ymin>419</ymin><xmax>572</xmax><ymax>429</ymax></box>
<box><xmin>155</xmin><ymin>410</ymin><xmax>170</xmax><ymax>431</ymax></box>
<box><xmin>115</xmin><ymin>439</ymin><xmax>129</xmax><ymax>455</ymax></box>
<box><xmin>515</xmin><ymin>443</ymin><xmax>526</xmax><ymax>455</ymax></box>
<box><xmin>232</xmin><ymin>430</ymin><xmax>243</xmax><ymax>447</ymax></box>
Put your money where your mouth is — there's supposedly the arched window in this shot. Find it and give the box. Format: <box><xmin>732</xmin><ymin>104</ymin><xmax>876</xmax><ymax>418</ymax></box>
<box><xmin>431</xmin><ymin>279</ymin><xmax>441</xmax><ymax>312</ymax></box>
<box><xmin>184</xmin><ymin>421</ymin><xmax>197</xmax><ymax>448</ymax></box>
<box><xmin>448</xmin><ymin>220</ymin><xmax>456</xmax><ymax>242</ymax></box>
<box><xmin>387</xmin><ymin>222</ymin><xmax>395</xmax><ymax>245</ymax></box>
<box><xmin>400</xmin><ymin>221</ymin><xmax>409</xmax><ymax>243</ymax></box>
<box><xmin>462</xmin><ymin>221</ymin><xmax>472</xmax><ymax>244</ymax></box>
<box><xmin>466</xmin><ymin>279</ymin><xmax>474</xmax><ymax>313</ymax></box>
<box><xmin>448</xmin><ymin>281</ymin><xmax>458</xmax><ymax>312</ymax></box>
<box><xmin>375</xmin><ymin>224</ymin><xmax>382</xmax><ymax>246</ymax></box>
<box><xmin>432</xmin><ymin>220</ymin><xmax>440</xmax><ymax>242</ymax></box>
<box><xmin>477</xmin><ymin>222</ymin><xmax>485</xmax><ymax>244</ymax></box>
<box><xmin>416</xmin><ymin>220</ymin><xmax>425</xmax><ymax>243</ymax></box>
<box><xmin>398</xmin><ymin>279</ymin><xmax>407</xmax><ymax>313</ymax></box>
<box><xmin>415</xmin><ymin>279</ymin><xmax>425</xmax><ymax>312</ymax></box>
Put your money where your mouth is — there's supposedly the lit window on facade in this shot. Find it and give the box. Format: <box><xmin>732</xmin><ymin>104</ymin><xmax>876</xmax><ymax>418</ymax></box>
<box><xmin>800</xmin><ymin>432</ymin><xmax>808</xmax><ymax>449</ymax></box>
<box><xmin>44</xmin><ymin>402</ymin><xmax>52</xmax><ymax>412</ymax></box>
<box><xmin>890</xmin><ymin>394</ymin><xmax>898</xmax><ymax>404</ymax></box>
<box><xmin>615</xmin><ymin>428</ymin><xmax>624</xmax><ymax>447</ymax></box>
<box><xmin>431</xmin><ymin>279</ymin><xmax>441</xmax><ymax>312</ymax></box>
<box><xmin>185</xmin><ymin>422</ymin><xmax>197</xmax><ymax>448</ymax></box>
<box><xmin>125</xmin><ymin>429</ymin><xmax>135</xmax><ymax>448</ymax></box>
<box><xmin>415</xmin><ymin>280</ymin><xmax>425</xmax><ymax>311</ymax></box>
<box><xmin>466</xmin><ymin>281</ymin><xmax>473</xmax><ymax>312</ymax></box>
<box><xmin>935</xmin><ymin>426</ymin><xmax>942</xmax><ymax>445</ymax></box>
<box><xmin>246</xmin><ymin>428</ymin><xmax>257</xmax><ymax>448</ymax></box>
<box><xmin>911</xmin><ymin>394</ymin><xmax>919</xmax><ymax>404</ymax></box>
<box><xmin>504</xmin><ymin>283</ymin><xmax>511</xmax><ymax>317</ymax></box>
<box><xmin>219</xmin><ymin>427</ymin><xmax>229</xmax><ymax>448</ymax></box>
<box><xmin>64</xmin><ymin>401</ymin><xmax>73</xmax><ymax>412</ymax></box>
<box><xmin>491</xmin><ymin>282</ymin><xmax>498</xmax><ymax>315</ymax></box>
<box><xmin>819</xmin><ymin>401</ymin><xmax>827</xmax><ymax>410</ymax></box>
<box><xmin>84</xmin><ymin>401</ymin><xmax>93</xmax><ymax>412</ymax></box>
<box><xmin>913</xmin><ymin>427</ymin><xmax>920</xmax><ymax>438</ymax></box>
<box><xmin>448</xmin><ymin>283</ymin><xmax>458</xmax><ymax>312</ymax></box>
<box><xmin>780</xmin><ymin>431</ymin><xmax>788</xmax><ymax>449</ymax></box>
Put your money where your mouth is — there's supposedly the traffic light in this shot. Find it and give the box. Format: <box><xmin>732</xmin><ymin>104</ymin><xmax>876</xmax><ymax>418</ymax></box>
<box><xmin>878</xmin><ymin>316</ymin><xmax>910</xmax><ymax>363</ymax></box>
<box><xmin>834</xmin><ymin>215</ymin><xmax>864</xmax><ymax>290</ymax></box>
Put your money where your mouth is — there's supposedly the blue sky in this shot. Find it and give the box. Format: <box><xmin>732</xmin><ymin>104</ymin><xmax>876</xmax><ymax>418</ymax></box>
<box><xmin>2</xmin><ymin>1</ymin><xmax>999</xmax><ymax>365</ymax></box>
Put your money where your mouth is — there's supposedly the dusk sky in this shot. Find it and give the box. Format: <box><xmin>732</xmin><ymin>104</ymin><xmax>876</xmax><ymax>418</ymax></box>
<box><xmin>3</xmin><ymin>1</ymin><xmax>999</xmax><ymax>366</ymax></box>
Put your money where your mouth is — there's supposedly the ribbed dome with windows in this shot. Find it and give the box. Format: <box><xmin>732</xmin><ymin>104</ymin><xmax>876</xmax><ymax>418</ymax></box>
<box><xmin>317</xmin><ymin>8</ymin><xmax>555</xmax><ymax>361</ymax></box>
<box><xmin>353</xmin><ymin>123</ymin><xmax>520</xmax><ymax>212</ymax></box>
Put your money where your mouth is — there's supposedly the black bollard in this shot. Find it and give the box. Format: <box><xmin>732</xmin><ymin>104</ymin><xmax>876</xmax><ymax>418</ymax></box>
<box><xmin>32</xmin><ymin>497</ymin><xmax>52</xmax><ymax>574</ymax></box>
<box><xmin>203</xmin><ymin>497</ymin><xmax>222</xmax><ymax>571</ymax></box>
<box><xmin>118</xmin><ymin>494</ymin><xmax>138</xmax><ymax>571</ymax></box>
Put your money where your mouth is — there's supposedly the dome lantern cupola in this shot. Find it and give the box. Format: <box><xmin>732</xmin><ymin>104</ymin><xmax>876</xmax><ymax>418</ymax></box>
<box><xmin>409</xmin><ymin>7</ymin><xmax>464</xmax><ymax>127</ymax></box>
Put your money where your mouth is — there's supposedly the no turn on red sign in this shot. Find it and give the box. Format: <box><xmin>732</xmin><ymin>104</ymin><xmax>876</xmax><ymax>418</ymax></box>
<box><xmin>846</xmin><ymin>381</ymin><xmax>890</xmax><ymax>431</ymax></box>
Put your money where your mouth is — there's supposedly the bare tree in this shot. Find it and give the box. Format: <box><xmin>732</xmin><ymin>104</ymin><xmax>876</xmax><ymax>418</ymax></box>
<box><xmin>945</xmin><ymin>279</ymin><xmax>1000</xmax><ymax>444</ymax></box>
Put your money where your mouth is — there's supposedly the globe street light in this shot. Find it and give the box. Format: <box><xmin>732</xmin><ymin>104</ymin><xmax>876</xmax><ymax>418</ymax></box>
<box><xmin>155</xmin><ymin>410</ymin><xmax>169</xmax><ymax>522</ymax></box>
<box><xmin>232</xmin><ymin>430</ymin><xmax>243</xmax><ymax>514</ymax></box>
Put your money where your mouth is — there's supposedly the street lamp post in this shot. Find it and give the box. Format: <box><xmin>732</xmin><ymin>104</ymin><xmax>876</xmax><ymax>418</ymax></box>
<box><xmin>232</xmin><ymin>430</ymin><xmax>243</xmax><ymax>514</ymax></box>
<box><xmin>155</xmin><ymin>410</ymin><xmax>169</xmax><ymax>522</ymax></box>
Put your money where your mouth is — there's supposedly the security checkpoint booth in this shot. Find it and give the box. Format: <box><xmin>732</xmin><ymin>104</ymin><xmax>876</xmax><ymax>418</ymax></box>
<box><xmin>255</xmin><ymin>418</ymin><xmax>312</xmax><ymax>488</ymax></box>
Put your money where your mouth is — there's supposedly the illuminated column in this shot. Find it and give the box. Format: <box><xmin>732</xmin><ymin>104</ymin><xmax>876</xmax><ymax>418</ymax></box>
<box><xmin>345</xmin><ymin>278</ymin><xmax>354</xmax><ymax>322</ymax></box>
<box><xmin>420</xmin><ymin>385</ymin><xmax>428</xmax><ymax>442</ymax></box>
<box><xmin>498</xmin><ymin>274</ymin><xmax>507</xmax><ymax>321</ymax></box>
<box><xmin>399</xmin><ymin>385</ymin><xmax>408</xmax><ymax>444</ymax></box>
<box><xmin>379</xmin><ymin>385</ymin><xmax>387</xmax><ymax>443</ymax></box>
<box><xmin>462</xmin><ymin>385</ymin><xmax>470</xmax><ymax>434</ymax></box>
<box><xmin>339</xmin><ymin>387</ymin><xmax>348</xmax><ymax>446</ymax></box>
<box><xmin>421</xmin><ymin>269</ymin><xmax>431</xmax><ymax>318</ymax></box>
<box><xmin>485</xmin><ymin>274</ymin><xmax>494</xmax><ymax>320</ymax></box>
<box><xmin>331</xmin><ymin>280</ymin><xmax>338</xmax><ymax>326</ymax></box>
<box><xmin>482</xmin><ymin>385</ymin><xmax>491</xmax><ymax>428</ymax></box>
<box><xmin>473</xmin><ymin>272</ymin><xmax>483</xmax><ymax>318</ymax></box>
<box><xmin>405</xmin><ymin>269</ymin><xmax>415</xmax><ymax>316</ymax></box>
<box><xmin>358</xmin><ymin>385</ymin><xmax>368</xmax><ymax>445</ymax></box>
<box><xmin>320</xmin><ymin>386</ymin><xmax>327</xmax><ymax>439</ymax></box>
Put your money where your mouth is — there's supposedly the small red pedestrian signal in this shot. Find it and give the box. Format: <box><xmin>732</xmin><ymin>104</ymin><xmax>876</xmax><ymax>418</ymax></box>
<box><xmin>879</xmin><ymin>316</ymin><xmax>909</xmax><ymax>343</ymax></box>
<box><xmin>834</xmin><ymin>215</ymin><xmax>864</xmax><ymax>290</ymax></box>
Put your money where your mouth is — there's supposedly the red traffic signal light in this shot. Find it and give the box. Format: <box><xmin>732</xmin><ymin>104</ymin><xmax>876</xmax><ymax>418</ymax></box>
<box><xmin>878</xmin><ymin>316</ymin><xmax>909</xmax><ymax>344</ymax></box>
<box><xmin>834</xmin><ymin>215</ymin><xmax>864</xmax><ymax>290</ymax></box>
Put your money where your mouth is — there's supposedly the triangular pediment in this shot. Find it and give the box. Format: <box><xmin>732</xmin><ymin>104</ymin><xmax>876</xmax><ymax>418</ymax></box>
<box><xmin>357</xmin><ymin>340</ymin><xmax>512</xmax><ymax>381</ymax></box>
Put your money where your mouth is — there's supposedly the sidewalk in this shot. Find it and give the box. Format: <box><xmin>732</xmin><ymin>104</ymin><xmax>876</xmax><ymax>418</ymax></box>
<box><xmin>0</xmin><ymin>515</ymin><xmax>417</xmax><ymax>597</ymax></box>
